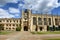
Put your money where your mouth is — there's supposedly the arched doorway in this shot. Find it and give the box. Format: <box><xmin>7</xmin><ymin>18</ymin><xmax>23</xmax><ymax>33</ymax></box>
<box><xmin>24</xmin><ymin>26</ymin><xmax>28</xmax><ymax>31</ymax></box>
<box><xmin>39</xmin><ymin>27</ymin><xmax>43</xmax><ymax>31</ymax></box>
<box><xmin>47</xmin><ymin>26</ymin><xmax>49</xmax><ymax>31</ymax></box>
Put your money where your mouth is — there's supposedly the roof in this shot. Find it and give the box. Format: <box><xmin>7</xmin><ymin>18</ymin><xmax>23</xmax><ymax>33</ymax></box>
<box><xmin>32</xmin><ymin>13</ymin><xmax>60</xmax><ymax>17</ymax></box>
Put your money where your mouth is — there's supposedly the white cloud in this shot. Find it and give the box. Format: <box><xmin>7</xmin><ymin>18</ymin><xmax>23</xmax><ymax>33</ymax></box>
<box><xmin>19</xmin><ymin>3</ymin><xmax>23</xmax><ymax>6</ymax></box>
<box><xmin>0</xmin><ymin>0</ymin><xmax>18</xmax><ymax>6</ymax></box>
<box><xmin>9</xmin><ymin>7</ymin><xmax>20</xmax><ymax>13</ymax></box>
<box><xmin>8</xmin><ymin>7</ymin><xmax>20</xmax><ymax>17</ymax></box>
<box><xmin>0</xmin><ymin>8</ymin><xmax>15</xmax><ymax>18</ymax></box>
<box><xmin>5</xmin><ymin>0</ymin><xmax>18</xmax><ymax>3</ymax></box>
<box><xmin>23</xmin><ymin>0</ymin><xmax>60</xmax><ymax>13</ymax></box>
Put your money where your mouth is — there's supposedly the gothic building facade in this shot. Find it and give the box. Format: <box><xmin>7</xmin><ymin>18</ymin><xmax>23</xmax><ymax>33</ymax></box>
<box><xmin>0</xmin><ymin>9</ymin><xmax>60</xmax><ymax>31</ymax></box>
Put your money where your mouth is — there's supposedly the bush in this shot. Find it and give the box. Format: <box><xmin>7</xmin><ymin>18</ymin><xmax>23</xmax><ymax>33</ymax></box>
<box><xmin>16</xmin><ymin>26</ymin><xmax>21</xmax><ymax>31</ymax></box>
<box><xmin>0</xmin><ymin>24</ymin><xmax>4</xmax><ymax>31</ymax></box>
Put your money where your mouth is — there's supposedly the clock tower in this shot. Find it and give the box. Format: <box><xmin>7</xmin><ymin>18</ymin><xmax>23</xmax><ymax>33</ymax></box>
<box><xmin>21</xmin><ymin>9</ymin><xmax>31</xmax><ymax>31</ymax></box>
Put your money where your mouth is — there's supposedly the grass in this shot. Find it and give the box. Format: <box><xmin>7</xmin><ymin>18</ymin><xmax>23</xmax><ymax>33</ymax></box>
<box><xmin>45</xmin><ymin>38</ymin><xmax>60</xmax><ymax>40</ymax></box>
<box><xmin>0</xmin><ymin>31</ymin><xmax>13</xmax><ymax>35</ymax></box>
<box><xmin>31</xmin><ymin>31</ymin><xmax>60</xmax><ymax>34</ymax></box>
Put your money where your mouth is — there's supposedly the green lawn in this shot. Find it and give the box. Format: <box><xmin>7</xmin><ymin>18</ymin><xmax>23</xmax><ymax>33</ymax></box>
<box><xmin>31</xmin><ymin>31</ymin><xmax>60</xmax><ymax>34</ymax></box>
<box><xmin>0</xmin><ymin>31</ymin><xmax>13</xmax><ymax>35</ymax></box>
<box><xmin>45</xmin><ymin>38</ymin><xmax>60</xmax><ymax>40</ymax></box>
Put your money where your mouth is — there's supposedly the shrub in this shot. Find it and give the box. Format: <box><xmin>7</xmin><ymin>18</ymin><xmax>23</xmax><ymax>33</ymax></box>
<box><xmin>16</xmin><ymin>26</ymin><xmax>21</xmax><ymax>31</ymax></box>
<box><xmin>0</xmin><ymin>24</ymin><xmax>4</xmax><ymax>31</ymax></box>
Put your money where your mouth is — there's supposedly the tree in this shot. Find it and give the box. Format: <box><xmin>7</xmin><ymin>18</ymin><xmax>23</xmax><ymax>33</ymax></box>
<box><xmin>0</xmin><ymin>24</ymin><xmax>4</xmax><ymax>31</ymax></box>
<box><xmin>16</xmin><ymin>26</ymin><xmax>21</xmax><ymax>31</ymax></box>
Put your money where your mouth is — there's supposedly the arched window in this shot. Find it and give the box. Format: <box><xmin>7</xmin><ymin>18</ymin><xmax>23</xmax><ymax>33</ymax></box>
<box><xmin>38</xmin><ymin>17</ymin><xmax>42</xmax><ymax>25</ymax></box>
<box><xmin>0</xmin><ymin>20</ymin><xmax>2</xmax><ymax>22</ymax></box>
<box><xmin>55</xmin><ymin>18</ymin><xmax>58</xmax><ymax>25</ymax></box>
<box><xmin>44</xmin><ymin>18</ymin><xmax>47</xmax><ymax>25</ymax></box>
<box><xmin>33</xmin><ymin>17</ymin><xmax>37</xmax><ymax>25</ymax></box>
<box><xmin>48</xmin><ymin>18</ymin><xmax>51</xmax><ymax>25</ymax></box>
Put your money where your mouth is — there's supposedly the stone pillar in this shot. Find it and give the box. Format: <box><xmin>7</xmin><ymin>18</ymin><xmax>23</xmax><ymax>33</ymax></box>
<box><xmin>42</xmin><ymin>27</ymin><xmax>44</xmax><ymax>31</ymax></box>
<box><xmin>53</xmin><ymin>17</ymin><xmax>55</xmax><ymax>25</ymax></box>
<box><xmin>21</xmin><ymin>10</ymin><xmax>24</xmax><ymax>31</ymax></box>
<box><xmin>38</xmin><ymin>27</ymin><xmax>40</xmax><ymax>32</ymax></box>
<box><xmin>21</xmin><ymin>24</ymin><xmax>23</xmax><ymax>31</ymax></box>
<box><xmin>42</xmin><ymin>17</ymin><xmax>45</xmax><ymax>32</ymax></box>
<box><xmin>4</xmin><ymin>24</ymin><xmax>6</xmax><ymax>30</ymax></box>
<box><xmin>42</xmin><ymin>17</ymin><xmax>44</xmax><ymax>26</ymax></box>
<box><xmin>44</xmin><ymin>26</ymin><xmax>47</xmax><ymax>31</ymax></box>
<box><xmin>21</xmin><ymin>19</ymin><xmax>24</xmax><ymax>31</ymax></box>
<box><xmin>36</xmin><ymin>16</ymin><xmax>39</xmax><ymax>32</ymax></box>
<box><xmin>30</xmin><ymin>18</ymin><xmax>32</xmax><ymax>32</ymax></box>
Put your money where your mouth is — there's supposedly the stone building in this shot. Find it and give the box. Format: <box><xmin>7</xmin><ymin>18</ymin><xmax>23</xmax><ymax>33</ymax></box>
<box><xmin>0</xmin><ymin>18</ymin><xmax>21</xmax><ymax>31</ymax></box>
<box><xmin>0</xmin><ymin>9</ymin><xmax>60</xmax><ymax>31</ymax></box>
<box><xmin>21</xmin><ymin>9</ymin><xmax>60</xmax><ymax>31</ymax></box>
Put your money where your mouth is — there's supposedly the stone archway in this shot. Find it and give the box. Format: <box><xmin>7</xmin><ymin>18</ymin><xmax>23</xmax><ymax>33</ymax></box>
<box><xmin>24</xmin><ymin>26</ymin><xmax>28</xmax><ymax>31</ymax></box>
<box><xmin>39</xmin><ymin>27</ymin><xmax>43</xmax><ymax>31</ymax></box>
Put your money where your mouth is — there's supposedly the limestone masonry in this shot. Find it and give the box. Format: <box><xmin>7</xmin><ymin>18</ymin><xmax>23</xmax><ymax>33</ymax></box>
<box><xmin>0</xmin><ymin>9</ymin><xmax>60</xmax><ymax>31</ymax></box>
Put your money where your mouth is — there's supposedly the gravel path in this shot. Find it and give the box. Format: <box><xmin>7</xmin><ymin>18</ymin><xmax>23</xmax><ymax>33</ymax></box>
<box><xmin>0</xmin><ymin>31</ymin><xmax>60</xmax><ymax>40</ymax></box>
<box><xmin>6</xmin><ymin>31</ymin><xmax>42</xmax><ymax>40</ymax></box>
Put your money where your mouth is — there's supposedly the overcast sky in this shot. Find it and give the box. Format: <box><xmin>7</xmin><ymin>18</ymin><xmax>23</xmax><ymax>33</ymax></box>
<box><xmin>0</xmin><ymin>0</ymin><xmax>60</xmax><ymax>18</ymax></box>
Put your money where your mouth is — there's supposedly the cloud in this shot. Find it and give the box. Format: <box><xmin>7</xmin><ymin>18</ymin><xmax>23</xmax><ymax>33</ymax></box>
<box><xmin>22</xmin><ymin>0</ymin><xmax>60</xmax><ymax>13</ymax></box>
<box><xmin>5</xmin><ymin>0</ymin><xmax>18</xmax><ymax>3</ymax></box>
<box><xmin>8</xmin><ymin>7</ymin><xmax>21</xmax><ymax>17</ymax></box>
<box><xmin>0</xmin><ymin>7</ymin><xmax>21</xmax><ymax>18</ymax></box>
<box><xmin>0</xmin><ymin>8</ymin><xmax>15</xmax><ymax>18</ymax></box>
<box><xmin>19</xmin><ymin>4</ymin><xmax>24</xmax><ymax>7</ymax></box>
<box><xmin>8</xmin><ymin>7</ymin><xmax>20</xmax><ymax>17</ymax></box>
<box><xmin>9</xmin><ymin>7</ymin><xmax>20</xmax><ymax>13</ymax></box>
<box><xmin>0</xmin><ymin>0</ymin><xmax>18</xmax><ymax>6</ymax></box>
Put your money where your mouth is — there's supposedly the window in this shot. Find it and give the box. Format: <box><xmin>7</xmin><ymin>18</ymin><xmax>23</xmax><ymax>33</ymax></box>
<box><xmin>48</xmin><ymin>18</ymin><xmax>51</xmax><ymax>25</ymax></box>
<box><xmin>59</xmin><ymin>19</ymin><xmax>60</xmax><ymax>22</ymax></box>
<box><xmin>7</xmin><ymin>20</ymin><xmax>9</xmax><ymax>22</ymax></box>
<box><xmin>10</xmin><ymin>20</ymin><xmax>11</xmax><ymax>22</ymax></box>
<box><xmin>6</xmin><ymin>24</ymin><xmax>8</xmax><ymax>26</ymax></box>
<box><xmin>19</xmin><ymin>24</ymin><xmax>21</xmax><ymax>26</ymax></box>
<box><xmin>16</xmin><ymin>24</ymin><xmax>18</xmax><ymax>26</ymax></box>
<box><xmin>33</xmin><ymin>17</ymin><xmax>37</xmax><ymax>25</ymax></box>
<box><xmin>12</xmin><ymin>28</ymin><xmax>15</xmax><ymax>29</ymax></box>
<box><xmin>9</xmin><ymin>28</ymin><xmax>11</xmax><ymax>30</ymax></box>
<box><xmin>17</xmin><ymin>20</ymin><xmax>18</xmax><ymax>23</ymax></box>
<box><xmin>44</xmin><ymin>18</ymin><xmax>47</xmax><ymax>25</ymax></box>
<box><xmin>55</xmin><ymin>18</ymin><xmax>58</xmax><ymax>25</ymax></box>
<box><xmin>13</xmin><ymin>20</ymin><xmax>15</xmax><ymax>22</ymax></box>
<box><xmin>13</xmin><ymin>24</ymin><xmax>15</xmax><ymax>26</ymax></box>
<box><xmin>0</xmin><ymin>20</ymin><xmax>2</xmax><ymax>22</ymax></box>
<box><xmin>9</xmin><ymin>24</ymin><xmax>11</xmax><ymax>26</ymax></box>
<box><xmin>38</xmin><ymin>17</ymin><xmax>42</xmax><ymax>25</ymax></box>
<box><xmin>6</xmin><ymin>28</ymin><xmax>8</xmax><ymax>29</ymax></box>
